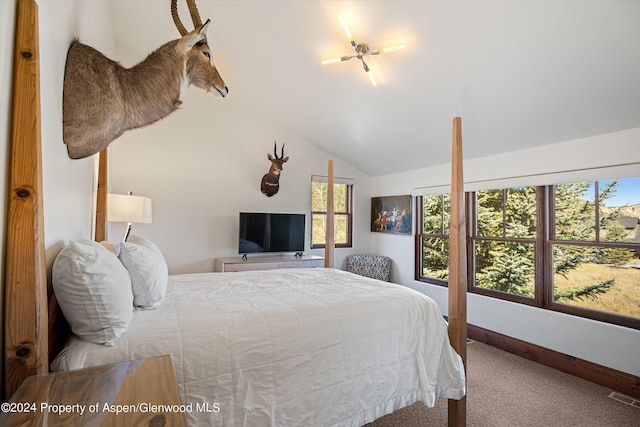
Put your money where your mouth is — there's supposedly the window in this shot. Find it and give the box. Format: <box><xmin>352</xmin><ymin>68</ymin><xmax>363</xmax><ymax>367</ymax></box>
<box><xmin>473</xmin><ymin>187</ymin><xmax>539</xmax><ymax>300</ymax></box>
<box><xmin>416</xmin><ymin>177</ymin><xmax>640</xmax><ymax>329</ymax></box>
<box><xmin>419</xmin><ymin>194</ymin><xmax>450</xmax><ymax>282</ymax></box>
<box><xmin>310</xmin><ymin>177</ymin><xmax>353</xmax><ymax>248</ymax></box>
<box><xmin>549</xmin><ymin>179</ymin><xmax>640</xmax><ymax>324</ymax></box>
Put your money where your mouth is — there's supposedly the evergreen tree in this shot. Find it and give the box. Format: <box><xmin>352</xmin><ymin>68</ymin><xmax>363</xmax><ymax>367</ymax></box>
<box><xmin>422</xmin><ymin>181</ymin><xmax>623</xmax><ymax>302</ymax></box>
<box><xmin>554</xmin><ymin>280</ymin><xmax>614</xmax><ymax>302</ymax></box>
<box><xmin>421</xmin><ymin>194</ymin><xmax>450</xmax><ymax>279</ymax></box>
<box><xmin>475</xmin><ymin>241</ymin><xmax>534</xmax><ymax>296</ymax></box>
<box><xmin>601</xmin><ymin>222</ymin><xmax>634</xmax><ymax>266</ymax></box>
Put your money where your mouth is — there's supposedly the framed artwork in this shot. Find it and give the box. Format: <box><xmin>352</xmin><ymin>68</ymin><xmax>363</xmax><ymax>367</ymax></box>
<box><xmin>371</xmin><ymin>195</ymin><xmax>412</xmax><ymax>234</ymax></box>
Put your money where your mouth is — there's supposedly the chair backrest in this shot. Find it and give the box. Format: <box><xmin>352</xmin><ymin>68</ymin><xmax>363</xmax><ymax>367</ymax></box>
<box><xmin>346</xmin><ymin>255</ymin><xmax>392</xmax><ymax>282</ymax></box>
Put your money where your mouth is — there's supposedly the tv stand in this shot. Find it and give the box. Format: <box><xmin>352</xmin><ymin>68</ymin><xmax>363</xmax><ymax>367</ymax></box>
<box><xmin>214</xmin><ymin>254</ymin><xmax>324</xmax><ymax>272</ymax></box>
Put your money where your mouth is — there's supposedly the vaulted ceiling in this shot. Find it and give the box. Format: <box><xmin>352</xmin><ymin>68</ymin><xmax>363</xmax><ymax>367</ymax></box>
<box><xmin>109</xmin><ymin>1</ymin><xmax>640</xmax><ymax>177</ymax></box>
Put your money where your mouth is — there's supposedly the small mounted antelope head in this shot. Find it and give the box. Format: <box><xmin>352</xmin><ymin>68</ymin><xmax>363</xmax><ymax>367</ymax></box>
<box><xmin>62</xmin><ymin>0</ymin><xmax>228</xmax><ymax>159</ymax></box>
<box><xmin>261</xmin><ymin>142</ymin><xmax>289</xmax><ymax>197</ymax></box>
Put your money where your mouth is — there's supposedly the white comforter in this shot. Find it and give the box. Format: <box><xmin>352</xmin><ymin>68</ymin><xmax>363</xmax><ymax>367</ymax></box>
<box><xmin>52</xmin><ymin>268</ymin><xmax>465</xmax><ymax>426</ymax></box>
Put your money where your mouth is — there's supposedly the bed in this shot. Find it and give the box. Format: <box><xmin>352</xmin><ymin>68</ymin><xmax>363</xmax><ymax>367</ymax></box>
<box><xmin>50</xmin><ymin>267</ymin><xmax>464</xmax><ymax>426</ymax></box>
<box><xmin>5</xmin><ymin>0</ymin><xmax>468</xmax><ymax>425</ymax></box>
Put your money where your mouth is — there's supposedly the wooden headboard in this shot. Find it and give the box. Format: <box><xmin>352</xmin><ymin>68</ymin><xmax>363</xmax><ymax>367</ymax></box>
<box><xmin>4</xmin><ymin>2</ymin><xmax>468</xmax><ymax>424</ymax></box>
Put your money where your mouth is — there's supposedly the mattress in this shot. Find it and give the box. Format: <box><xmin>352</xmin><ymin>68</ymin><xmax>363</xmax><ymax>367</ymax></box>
<box><xmin>52</xmin><ymin>268</ymin><xmax>465</xmax><ymax>426</ymax></box>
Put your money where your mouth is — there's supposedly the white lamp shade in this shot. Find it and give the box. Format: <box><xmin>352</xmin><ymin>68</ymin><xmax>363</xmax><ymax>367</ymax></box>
<box><xmin>108</xmin><ymin>193</ymin><xmax>152</xmax><ymax>223</ymax></box>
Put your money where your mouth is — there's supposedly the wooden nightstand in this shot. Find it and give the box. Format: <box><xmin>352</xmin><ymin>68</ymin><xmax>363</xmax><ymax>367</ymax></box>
<box><xmin>0</xmin><ymin>355</ymin><xmax>186</xmax><ymax>426</ymax></box>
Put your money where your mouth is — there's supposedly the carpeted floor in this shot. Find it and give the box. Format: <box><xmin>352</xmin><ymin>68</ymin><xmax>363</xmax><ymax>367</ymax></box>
<box><xmin>365</xmin><ymin>341</ymin><xmax>639</xmax><ymax>426</ymax></box>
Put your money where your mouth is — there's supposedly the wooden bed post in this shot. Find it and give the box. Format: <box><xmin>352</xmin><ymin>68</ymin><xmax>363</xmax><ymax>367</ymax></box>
<box><xmin>448</xmin><ymin>117</ymin><xmax>467</xmax><ymax>426</ymax></box>
<box><xmin>94</xmin><ymin>148</ymin><xmax>108</xmax><ymax>241</ymax></box>
<box><xmin>324</xmin><ymin>160</ymin><xmax>335</xmax><ymax>268</ymax></box>
<box><xmin>5</xmin><ymin>0</ymin><xmax>48</xmax><ymax>399</ymax></box>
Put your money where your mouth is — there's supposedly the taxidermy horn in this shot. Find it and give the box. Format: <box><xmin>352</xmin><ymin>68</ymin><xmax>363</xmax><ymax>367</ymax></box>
<box><xmin>260</xmin><ymin>142</ymin><xmax>289</xmax><ymax>197</ymax></box>
<box><xmin>62</xmin><ymin>0</ymin><xmax>228</xmax><ymax>159</ymax></box>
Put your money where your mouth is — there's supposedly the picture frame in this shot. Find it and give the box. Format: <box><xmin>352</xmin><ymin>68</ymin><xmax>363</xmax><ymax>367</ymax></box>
<box><xmin>371</xmin><ymin>195</ymin><xmax>412</xmax><ymax>234</ymax></box>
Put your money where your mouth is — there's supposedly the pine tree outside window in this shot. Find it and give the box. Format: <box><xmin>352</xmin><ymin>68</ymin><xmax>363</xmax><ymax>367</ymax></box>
<box><xmin>549</xmin><ymin>179</ymin><xmax>640</xmax><ymax>323</ymax></box>
<box><xmin>416</xmin><ymin>177</ymin><xmax>640</xmax><ymax>330</ymax></box>
<box><xmin>473</xmin><ymin>187</ymin><xmax>538</xmax><ymax>300</ymax></box>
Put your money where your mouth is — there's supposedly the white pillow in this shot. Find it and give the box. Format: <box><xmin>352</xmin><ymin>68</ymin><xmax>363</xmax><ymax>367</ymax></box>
<box><xmin>119</xmin><ymin>235</ymin><xmax>168</xmax><ymax>310</ymax></box>
<box><xmin>52</xmin><ymin>239</ymin><xmax>134</xmax><ymax>345</ymax></box>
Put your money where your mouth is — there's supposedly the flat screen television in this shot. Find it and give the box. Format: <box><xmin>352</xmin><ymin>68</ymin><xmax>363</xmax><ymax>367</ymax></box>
<box><xmin>238</xmin><ymin>212</ymin><xmax>305</xmax><ymax>254</ymax></box>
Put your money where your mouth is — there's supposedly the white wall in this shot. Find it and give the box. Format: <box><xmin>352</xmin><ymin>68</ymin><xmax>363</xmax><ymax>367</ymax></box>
<box><xmin>38</xmin><ymin>0</ymin><xmax>118</xmax><ymax>266</ymax></box>
<box><xmin>107</xmin><ymin>84</ymin><xmax>373</xmax><ymax>274</ymax></box>
<box><xmin>372</xmin><ymin>126</ymin><xmax>640</xmax><ymax>376</ymax></box>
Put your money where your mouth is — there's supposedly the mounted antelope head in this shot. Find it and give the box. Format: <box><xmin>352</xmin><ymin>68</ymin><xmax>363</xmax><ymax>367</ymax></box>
<box><xmin>261</xmin><ymin>142</ymin><xmax>289</xmax><ymax>197</ymax></box>
<box><xmin>62</xmin><ymin>0</ymin><xmax>228</xmax><ymax>159</ymax></box>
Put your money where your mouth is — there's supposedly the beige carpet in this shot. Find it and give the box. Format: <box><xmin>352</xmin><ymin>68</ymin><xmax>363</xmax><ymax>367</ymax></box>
<box><xmin>365</xmin><ymin>341</ymin><xmax>639</xmax><ymax>427</ymax></box>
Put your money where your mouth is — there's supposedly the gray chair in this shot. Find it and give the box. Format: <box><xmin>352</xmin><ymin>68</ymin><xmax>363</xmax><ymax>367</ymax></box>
<box><xmin>346</xmin><ymin>255</ymin><xmax>392</xmax><ymax>282</ymax></box>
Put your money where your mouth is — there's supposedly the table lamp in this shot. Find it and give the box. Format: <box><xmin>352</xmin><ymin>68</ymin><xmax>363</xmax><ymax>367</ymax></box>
<box><xmin>107</xmin><ymin>191</ymin><xmax>152</xmax><ymax>241</ymax></box>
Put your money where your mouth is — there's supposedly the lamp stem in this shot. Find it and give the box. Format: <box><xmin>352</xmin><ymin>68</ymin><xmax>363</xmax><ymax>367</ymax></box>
<box><xmin>123</xmin><ymin>222</ymin><xmax>132</xmax><ymax>242</ymax></box>
<box><xmin>123</xmin><ymin>191</ymin><xmax>134</xmax><ymax>241</ymax></box>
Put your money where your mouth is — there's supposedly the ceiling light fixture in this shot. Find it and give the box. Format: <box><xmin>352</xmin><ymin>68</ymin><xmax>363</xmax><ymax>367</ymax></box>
<box><xmin>322</xmin><ymin>16</ymin><xmax>405</xmax><ymax>86</ymax></box>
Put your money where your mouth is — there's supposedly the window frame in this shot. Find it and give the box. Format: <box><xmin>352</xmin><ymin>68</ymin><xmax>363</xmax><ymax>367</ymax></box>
<box><xmin>415</xmin><ymin>180</ymin><xmax>640</xmax><ymax>330</ymax></box>
<box><xmin>310</xmin><ymin>179</ymin><xmax>353</xmax><ymax>249</ymax></box>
